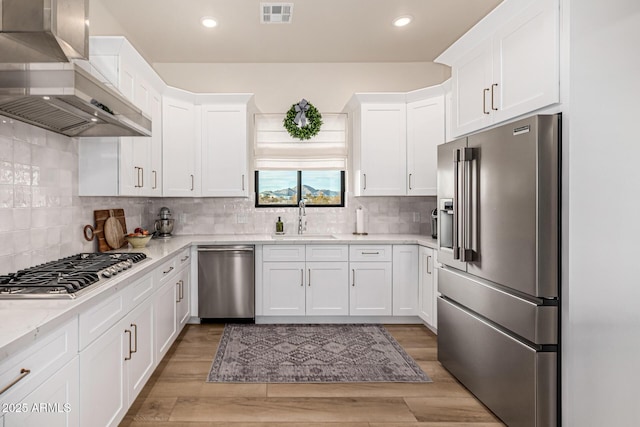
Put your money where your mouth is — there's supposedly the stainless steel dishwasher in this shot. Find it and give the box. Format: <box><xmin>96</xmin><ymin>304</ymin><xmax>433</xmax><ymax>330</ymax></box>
<box><xmin>197</xmin><ymin>246</ymin><xmax>255</xmax><ymax>321</ymax></box>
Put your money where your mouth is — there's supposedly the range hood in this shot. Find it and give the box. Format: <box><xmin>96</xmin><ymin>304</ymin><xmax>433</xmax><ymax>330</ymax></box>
<box><xmin>0</xmin><ymin>0</ymin><xmax>152</xmax><ymax>137</ymax></box>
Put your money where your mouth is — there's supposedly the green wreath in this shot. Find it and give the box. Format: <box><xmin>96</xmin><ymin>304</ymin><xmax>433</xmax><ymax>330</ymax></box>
<box><xmin>283</xmin><ymin>99</ymin><xmax>323</xmax><ymax>140</ymax></box>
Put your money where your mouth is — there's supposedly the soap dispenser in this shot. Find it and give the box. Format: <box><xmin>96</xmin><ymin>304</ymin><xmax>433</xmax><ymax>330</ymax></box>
<box><xmin>276</xmin><ymin>217</ymin><xmax>284</xmax><ymax>234</ymax></box>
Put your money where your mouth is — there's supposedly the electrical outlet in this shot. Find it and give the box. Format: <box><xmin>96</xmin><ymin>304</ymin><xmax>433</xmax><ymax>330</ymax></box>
<box><xmin>237</xmin><ymin>213</ymin><xmax>248</xmax><ymax>224</ymax></box>
<box><xmin>179</xmin><ymin>213</ymin><xmax>187</xmax><ymax>224</ymax></box>
<box><xmin>413</xmin><ymin>212</ymin><xmax>420</xmax><ymax>222</ymax></box>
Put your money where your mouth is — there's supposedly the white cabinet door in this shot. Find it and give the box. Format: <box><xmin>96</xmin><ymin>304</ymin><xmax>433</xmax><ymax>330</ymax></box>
<box><xmin>154</xmin><ymin>278</ymin><xmax>178</xmax><ymax>362</ymax></box>
<box><xmin>392</xmin><ymin>245</ymin><xmax>419</xmax><ymax>316</ymax></box>
<box><xmin>418</xmin><ymin>246</ymin><xmax>435</xmax><ymax>326</ymax></box>
<box><xmin>349</xmin><ymin>262</ymin><xmax>392</xmax><ymax>316</ymax></box>
<box><xmin>176</xmin><ymin>268</ymin><xmax>190</xmax><ymax>330</ymax></box>
<box><xmin>4</xmin><ymin>358</ymin><xmax>79</xmax><ymax>427</ymax></box>
<box><xmin>306</xmin><ymin>262</ymin><xmax>349</xmax><ymax>316</ymax></box>
<box><xmin>406</xmin><ymin>96</ymin><xmax>444</xmax><ymax>196</ymax></box>
<box><xmin>452</xmin><ymin>39</ymin><xmax>493</xmax><ymax>137</ymax></box>
<box><xmin>79</xmin><ymin>321</ymin><xmax>127</xmax><ymax>427</ymax></box>
<box><xmin>263</xmin><ymin>262</ymin><xmax>306</xmax><ymax>316</ymax></box>
<box><xmin>201</xmin><ymin>104</ymin><xmax>248</xmax><ymax>197</ymax></box>
<box><xmin>162</xmin><ymin>95</ymin><xmax>198</xmax><ymax>197</ymax></box>
<box><xmin>126</xmin><ymin>299</ymin><xmax>154</xmax><ymax>406</ymax></box>
<box><xmin>148</xmin><ymin>90</ymin><xmax>163</xmax><ymax>196</ymax></box>
<box><xmin>359</xmin><ymin>103</ymin><xmax>407</xmax><ymax>196</ymax></box>
<box><xmin>492</xmin><ymin>0</ymin><xmax>559</xmax><ymax>122</ymax></box>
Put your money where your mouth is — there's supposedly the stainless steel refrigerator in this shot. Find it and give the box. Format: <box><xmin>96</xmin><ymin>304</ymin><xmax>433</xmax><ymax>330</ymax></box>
<box><xmin>437</xmin><ymin>114</ymin><xmax>560</xmax><ymax>427</ymax></box>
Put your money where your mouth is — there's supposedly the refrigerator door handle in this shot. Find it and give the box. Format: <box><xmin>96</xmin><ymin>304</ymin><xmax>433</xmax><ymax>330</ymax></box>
<box><xmin>461</xmin><ymin>147</ymin><xmax>476</xmax><ymax>262</ymax></box>
<box><xmin>452</xmin><ymin>149</ymin><xmax>461</xmax><ymax>260</ymax></box>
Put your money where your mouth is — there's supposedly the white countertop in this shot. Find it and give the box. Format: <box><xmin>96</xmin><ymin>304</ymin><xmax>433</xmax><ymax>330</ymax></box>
<box><xmin>0</xmin><ymin>233</ymin><xmax>437</xmax><ymax>361</ymax></box>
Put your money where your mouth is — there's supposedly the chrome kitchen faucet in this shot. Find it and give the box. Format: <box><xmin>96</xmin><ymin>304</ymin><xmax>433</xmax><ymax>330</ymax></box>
<box><xmin>298</xmin><ymin>199</ymin><xmax>307</xmax><ymax>234</ymax></box>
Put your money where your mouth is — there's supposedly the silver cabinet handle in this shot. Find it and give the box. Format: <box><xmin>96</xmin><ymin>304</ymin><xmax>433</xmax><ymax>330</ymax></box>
<box><xmin>190</xmin><ymin>174</ymin><xmax>194</xmax><ymax>191</ymax></box>
<box><xmin>361</xmin><ymin>251</ymin><xmax>380</xmax><ymax>255</ymax></box>
<box><xmin>140</xmin><ymin>167</ymin><xmax>144</xmax><ymax>188</ymax></box>
<box><xmin>242</xmin><ymin>174</ymin><xmax>245</xmax><ymax>191</ymax></box>
<box><xmin>124</xmin><ymin>329</ymin><xmax>132</xmax><ymax>360</ymax></box>
<box><xmin>176</xmin><ymin>282</ymin><xmax>181</xmax><ymax>303</ymax></box>
<box><xmin>308</xmin><ymin>268</ymin><xmax>311</xmax><ymax>286</ymax></box>
<box><xmin>163</xmin><ymin>266</ymin><xmax>174</xmax><ymax>275</ymax></box>
<box><xmin>363</xmin><ymin>173</ymin><xmax>367</xmax><ymax>190</ymax></box>
<box><xmin>130</xmin><ymin>323</ymin><xmax>138</xmax><ymax>354</ymax></box>
<box><xmin>179</xmin><ymin>279</ymin><xmax>184</xmax><ymax>301</ymax></box>
<box><xmin>352</xmin><ymin>269</ymin><xmax>355</xmax><ymax>287</ymax></box>
<box><xmin>0</xmin><ymin>368</ymin><xmax>31</xmax><ymax>395</ymax></box>
<box><xmin>426</xmin><ymin>255</ymin><xmax>432</xmax><ymax>275</ymax></box>
<box><xmin>134</xmin><ymin>167</ymin><xmax>140</xmax><ymax>188</ymax></box>
<box><xmin>491</xmin><ymin>83</ymin><xmax>498</xmax><ymax>111</ymax></box>
<box><xmin>300</xmin><ymin>269</ymin><xmax>304</xmax><ymax>287</ymax></box>
<box><xmin>409</xmin><ymin>173</ymin><xmax>412</xmax><ymax>190</ymax></box>
<box><xmin>152</xmin><ymin>170</ymin><xmax>157</xmax><ymax>189</ymax></box>
<box><xmin>181</xmin><ymin>255</ymin><xmax>189</xmax><ymax>262</ymax></box>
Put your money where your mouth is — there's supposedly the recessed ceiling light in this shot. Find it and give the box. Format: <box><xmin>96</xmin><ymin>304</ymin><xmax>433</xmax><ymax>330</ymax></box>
<box><xmin>393</xmin><ymin>15</ymin><xmax>413</xmax><ymax>27</ymax></box>
<box><xmin>201</xmin><ymin>17</ymin><xmax>218</xmax><ymax>28</ymax></box>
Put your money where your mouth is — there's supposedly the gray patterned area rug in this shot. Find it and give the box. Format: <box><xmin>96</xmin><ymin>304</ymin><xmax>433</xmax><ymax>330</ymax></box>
<box><xmin>207</xmin><ymin>324</ymin><xmax>431</xmax><ymax>383</ymax></box>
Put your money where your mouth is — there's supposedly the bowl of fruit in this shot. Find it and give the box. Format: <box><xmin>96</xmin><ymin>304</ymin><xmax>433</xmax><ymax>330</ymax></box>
<box><xmin>125</xmin><ymin>228</ymin><xmax>152</xmax><ymax>248</ymax></box>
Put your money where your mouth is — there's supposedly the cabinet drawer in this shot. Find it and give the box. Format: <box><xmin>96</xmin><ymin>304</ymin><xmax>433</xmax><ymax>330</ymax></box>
<box><xmin>176</xmin><ymin>248</ymin><xmax>191</xmax><ymax>269</ymax></box>
<box><xmin>306</xmin><ymin>245</ymin><xmax>348</xmax><ymax>262</ymax></box>
<box><xmin>0</xmin><ymin>317</ymin><xmax>78</xmax><ymax>405</ymax></box>
<box><xmin>156</xmin><ymin>257</ymin><xmax>178</xmax><ymax>283</ymax></box>
<box><xmin>128</xmin><ymin>272</ymin><xmax>154</xmax><ymax>310</ymax></box>
<box><xmin>349</xmin><ymin>245</ymin><xmax>392</xmax><ymax>262</ymax></box>
<box><xmin>263</xmin><ymin>245</ymin><xmax>305</xmax><ymax>262</ymax></box>
<box><xmin>79</xmin><ymin>290</ymin><xmax>127</xmax><ymax>350</ymax></box>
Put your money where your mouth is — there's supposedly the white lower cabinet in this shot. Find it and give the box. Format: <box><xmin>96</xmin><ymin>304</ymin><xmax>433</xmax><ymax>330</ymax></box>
<box><xmin>263</xmin><ymin>262</ymin><xmax>306</xmax><ymax>315</ymax></box>
<box><xmin>79</xmin><ymin>296</ymin><xmax>154</xmax><ymax>427</ymax></box>
<box><xmin>154</xmin><ymin>257</ymin><xmax>191</xmax><ymax>362</ymax></box>
<box><xmin>0</xmin><ymin>318</ymin><xmax>78</xmax><ymax>427</ymax></box>
<box><xmin>349</xmin><ymin>262</ymin><xmax>392</xmax><ymax>316</ymax></box>
<box><xmin>4</xmin><ymin>357</ymin><xmax>79</xmax><ymax>427</ymax></box>
<box><xmin>153</xmin><ymin>278</ymin><xmax>178</xmax><ymax>361</ymax></box>
<box><xmin>392</xmin><ymin>245</ymin><xmax>419</xmax><ymax>316</ymax></box>
<box><xmin>418</xmin><ymin>246</ymin><xmax>439</xmax><ymax>329</ymax></box>
<box><xmin>262</xmin><ymin>245</ymin><xmax>349</xmax><ymax>316</ymax></box>
<box><xmin>306</xmin><ymin>262</ymin><xmax>349</xmax><ymax>316</ymax></box>
<box><xmin>349</xmin><ymin>245</ymin><xmax>393</xmax><ymax>316</ymax></box>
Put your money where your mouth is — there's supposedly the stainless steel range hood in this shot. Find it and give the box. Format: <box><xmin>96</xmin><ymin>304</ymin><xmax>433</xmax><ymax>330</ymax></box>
<box><xmin>0</xmin><ymin>0</ymin><xmax>152</xmax><ymax>137</ymax></box>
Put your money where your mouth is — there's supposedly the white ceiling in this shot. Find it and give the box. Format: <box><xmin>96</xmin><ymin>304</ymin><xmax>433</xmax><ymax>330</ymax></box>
<box><xmin>89</xmin><ymin>0</ymin><xmax>503</xmax><ymax>64</ymax></box>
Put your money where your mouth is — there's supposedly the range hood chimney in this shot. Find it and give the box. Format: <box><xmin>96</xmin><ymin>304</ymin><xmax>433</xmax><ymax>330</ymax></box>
<box><xmin>0</xmin><ymin>0</ymin><xmax>88</xmax><ymax>63</ymax></box>
<box><xmin>0</xmin><ymin>0</ymin><xmax>152</xmax><ymax>138</ymax></box>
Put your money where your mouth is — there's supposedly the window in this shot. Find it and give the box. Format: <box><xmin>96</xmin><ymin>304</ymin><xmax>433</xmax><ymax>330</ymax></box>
<box><xmin>255</xmin><ymin>170</ymin><xmax>345</xmax><ymax>207</ymax></box>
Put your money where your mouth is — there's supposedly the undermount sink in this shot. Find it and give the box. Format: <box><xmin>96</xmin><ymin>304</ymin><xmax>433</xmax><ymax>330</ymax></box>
<box><xmin>274</xmin><ymin>234</ymin><xmax>337</xmax><ymax>240</ymax></box>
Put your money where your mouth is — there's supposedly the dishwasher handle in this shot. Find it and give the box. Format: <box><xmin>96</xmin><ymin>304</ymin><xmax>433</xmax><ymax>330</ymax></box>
<box><xmin>198</xmin><ymin>246</ymin><xmax>254</xmax><ymax>253</ymax></box>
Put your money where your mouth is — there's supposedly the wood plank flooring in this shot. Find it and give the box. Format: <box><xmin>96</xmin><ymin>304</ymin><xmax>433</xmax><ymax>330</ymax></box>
<box><xmin>120</xmin><ymin>324</ymin><xmax>505</xmax><ymax>427</ymax></box>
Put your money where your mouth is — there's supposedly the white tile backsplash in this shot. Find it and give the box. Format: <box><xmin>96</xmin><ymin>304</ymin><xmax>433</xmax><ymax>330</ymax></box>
<box><xmin>0</xmin><ymin>114</ymin><xmax>436</xmax><ymax>275</ymax></box>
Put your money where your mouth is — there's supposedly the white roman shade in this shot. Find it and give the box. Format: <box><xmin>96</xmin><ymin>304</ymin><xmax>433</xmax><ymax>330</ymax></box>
<box><xmin>254</xmin><ymin>113</ymin><xmax>347</xmax><ymax>170</ymax></box>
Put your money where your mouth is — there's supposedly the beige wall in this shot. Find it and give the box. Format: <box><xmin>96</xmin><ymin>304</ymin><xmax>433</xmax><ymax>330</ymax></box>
<box><xmin>153</xmin><ymin>62</ymin><xmax>451</xmax><ymax>112</ymax></box>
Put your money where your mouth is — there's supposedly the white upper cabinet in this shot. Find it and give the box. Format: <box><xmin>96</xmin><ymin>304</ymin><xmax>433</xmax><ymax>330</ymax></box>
<box><xmin>346</xmin><ymin>89</ymin><xmax>444</xmax><ymax>197</ymax></box>
<box><xmin>79</xmin><ymin>37</ymin><xmax>164</xmax><ymax>197</ymax></box>
<box><xmin>438</xmin><ymin>0</ymin><xmax>559</xmax><ymax>137</ymax></box>
<box><xmin>406</xmin><ymin>88</ymin><xmax>445</xmax><ymax>196</ymax></box>
<box><xmin>359</xmin><ymin>101</ymin><xmax>407</xmax><ymax>196</ymax></box>
<box><xmin>162</xmin><ymin>89</ymin><xmax>199</xmax><ymax>197</ymax></box>
<box><xmin>199</xmin><ymin>95</ymin><xmax>254</xmax><ymax>197</ymax></box>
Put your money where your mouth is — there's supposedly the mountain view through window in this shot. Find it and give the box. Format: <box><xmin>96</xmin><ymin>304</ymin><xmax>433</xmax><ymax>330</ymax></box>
<box><xmin>256</xmin><ymin>171</ymin><xmax>344</xmax><ymax>207</ymax></box>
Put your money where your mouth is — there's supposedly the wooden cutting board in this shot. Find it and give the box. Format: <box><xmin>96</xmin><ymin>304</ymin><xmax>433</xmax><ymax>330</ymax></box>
<box><xmin>94</xmin><ymin>209</ymin><xmax>128</xmax><ymax>252</ymax></box>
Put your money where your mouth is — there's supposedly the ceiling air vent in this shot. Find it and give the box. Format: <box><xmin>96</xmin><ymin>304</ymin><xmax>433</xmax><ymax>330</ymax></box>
<box><xmin>261</xmin><ymin>3</ymin><xmax>293</xmax><ymax>24</ymax></box>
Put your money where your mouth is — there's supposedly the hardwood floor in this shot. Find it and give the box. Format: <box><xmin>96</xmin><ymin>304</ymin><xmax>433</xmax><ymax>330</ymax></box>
<box><xmin>120</xmin><ymin>324</ymin><xmax>505</xmax><ymax>426</ymax></box>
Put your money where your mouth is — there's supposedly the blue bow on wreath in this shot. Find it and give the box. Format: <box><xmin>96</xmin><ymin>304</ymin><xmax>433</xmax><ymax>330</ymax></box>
<box><xmin>294</xmin><ymin>99</ymin><xmax>310</xmax><ymax>127</ymax></box>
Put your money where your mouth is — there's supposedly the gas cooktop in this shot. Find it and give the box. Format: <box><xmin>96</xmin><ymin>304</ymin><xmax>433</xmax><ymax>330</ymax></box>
<box><xmin>0</xmin><ymin>253</ymin><xmax>147</xmax><ymax>299</ymax></box>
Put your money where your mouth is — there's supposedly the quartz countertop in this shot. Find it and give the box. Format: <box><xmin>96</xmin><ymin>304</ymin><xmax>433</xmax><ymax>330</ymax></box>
<box><xmin>0</xmin><ymin>233</ymin><xmax>437</xmax><ymax>361</ymax></box>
